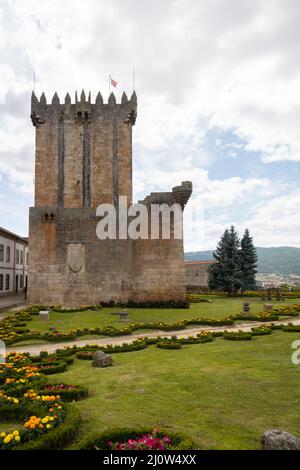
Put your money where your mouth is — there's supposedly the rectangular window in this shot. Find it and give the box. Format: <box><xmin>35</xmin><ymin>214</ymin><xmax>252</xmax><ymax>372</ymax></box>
<box><xmin>0</xmin><ymin>274</ymin><xmax>3</xmax><ymax>291</ymax></box>
<box><xmin>20</xmin><ymin>275</ymin><xmax>24</xmax><ymax>289</ymax></box>
<box><xmin>26</xmin><ymin>252</ymin><xmax>29</xmax><ymax>265</ymax></box>
<box><xmin>6</xmin><ymin>246</ymin><xmax>10</xmax><ymax>263</ymax></box>
<box><xmin>16</xmin><ymin>249</ymin><xmax>19</xmax><ymax>265</ymax></box>
<box><xmin>0</xmin><ymin>245</ymin><xmax>3</xmax><ymax>262</ymax></box>
<box><xmin>5</xmin><ymin>274</ymin><xmax>9</xmax><ymax>290</ymax></box>
<box><xmin>20</xmin><ymin>250</ymin><xmax>23</xmax><ymax>265</ymax></box>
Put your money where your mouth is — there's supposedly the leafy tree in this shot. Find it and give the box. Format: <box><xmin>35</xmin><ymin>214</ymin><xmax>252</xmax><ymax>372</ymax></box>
<box><xmin>240</xmin><ymin>228</ymin><xmax>257</xmax><ymax>293</ymax></box>
<box><xmin>208</xmin><ymin>226</ymin><xmax>242</xmax><ymax>295</ymax></box>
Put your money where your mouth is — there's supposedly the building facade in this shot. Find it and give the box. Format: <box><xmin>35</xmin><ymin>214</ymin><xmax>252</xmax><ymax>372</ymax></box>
<box><xmin>0</xmin><ymin>227</ymin><xmax>28</xmax><ymax>297</ymax></box>
<box><xmin>28</xmin><ymin>90</ymin><xmax>192</xmax><ymax>306</ymax></box>
<box><xmin>185</xmin><ymin>260</ymin><xmax>215</xmax><ymax>292</ymax></box>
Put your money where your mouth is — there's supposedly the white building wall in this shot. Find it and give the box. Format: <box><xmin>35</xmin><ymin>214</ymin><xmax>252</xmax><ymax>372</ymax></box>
<box><xmin>0</xmin><ymin>230</ymin><xmax>28</xmax><ymax>296</ymax></box>
<box><xmin>0</xmin><ymin>235</ymin><xmax>15</xmax><ymax>295</ymax></box>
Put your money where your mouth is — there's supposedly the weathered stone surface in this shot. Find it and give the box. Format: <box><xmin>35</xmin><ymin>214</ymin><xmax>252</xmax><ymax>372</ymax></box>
<box><xmin>92</xmin><ymin>350</ymin><xmax>113</xmax><ymax>368</ymax></box>
<box><xmin>242</xmin><ymin>302</ymin><xmax>250</xmax><ymax>313</ymax></box>
<box><xmin>263</xmin><ymin>303</ymin><xmax>273</xmax><ymax>313</ymax></box>
<box><xmin>261</xmin><ymin>429</ymin><xmax>300</xmax><ymax>450</ymax></box>
<box><xmin>39</xmin><ymin>310</ymin><xmax>49</xmax><ymax>321</ymax></box>
<box><xmin>185</xmin><ymin>261</ymin><xmax>216</xmax><ymax>291</ymax></box>
<box><xmin>28</xmin><ymin>92</ymin><xmax>192</xmax><ymax>306</ymax></box>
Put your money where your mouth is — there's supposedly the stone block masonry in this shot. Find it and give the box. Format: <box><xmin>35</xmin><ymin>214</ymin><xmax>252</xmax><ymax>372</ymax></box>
<box><xmin>28</xmin><ymin>89</ymin><xmax>192</xmax><ymax>306</ymax></box>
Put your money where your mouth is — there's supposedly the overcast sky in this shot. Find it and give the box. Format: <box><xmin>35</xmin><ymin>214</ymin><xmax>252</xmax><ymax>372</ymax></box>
<box><xmin>0</xmin><ymin>0</ymin><xmax>300</xmax><ymax>251</ymax></box>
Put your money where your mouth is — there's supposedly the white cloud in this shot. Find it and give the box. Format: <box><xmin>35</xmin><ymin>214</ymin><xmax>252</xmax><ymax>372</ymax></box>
<box><xmin>0</xmin><ymin>0</ymin><xmax>299</xmax><ymax>248</ymax></box>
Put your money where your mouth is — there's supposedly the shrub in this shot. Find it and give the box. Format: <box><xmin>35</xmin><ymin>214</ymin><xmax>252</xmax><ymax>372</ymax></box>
<box><xmin>282</xmin><ymin>325</ymin><xmax>300</xmax><ymax>332</ymax></box>
<box><xmin>223</xmin><ymin>331</ymin><xmax>252</xmax><ymax>341</ymax></box>
<box><xmin>100</xmin><ymin>299</ymin><xmax>190</xmax><ymax>309</ymax></box>
<box><xmin>76</xmin><ymin>351</ymin><xmax>94</xmax><ymax>360</ymax></box>
<box><xmin>35</xmin><ymin>361</ymin><xmax>67</xmax><ymax>375</ymax></box>
<box><xmin>251</xmin><ymin>326</ymin><xmax>272</xmax><ymax>336</ymax></box>
<box><xmin>156</xmin><ymin>341</ymin><xmax>181</xmax><ymax>350</ymax></box>
<box><xmin>39</xmin><ymin>384</ymin><xmax>88</xmax><ymax>402</ymax></box>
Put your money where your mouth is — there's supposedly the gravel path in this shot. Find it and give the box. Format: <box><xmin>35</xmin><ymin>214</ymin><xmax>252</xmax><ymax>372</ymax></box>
<box><xmin>7</xmin><ymin>317</ymin><xmax>300</xmax><ymax>355</ymax></box>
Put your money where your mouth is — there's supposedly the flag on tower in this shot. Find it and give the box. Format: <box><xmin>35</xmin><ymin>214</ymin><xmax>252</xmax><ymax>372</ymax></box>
<box><xmin>111</xmin><ymin>77</ymin><xmax>118</xmax><ymax>88</ymax></box>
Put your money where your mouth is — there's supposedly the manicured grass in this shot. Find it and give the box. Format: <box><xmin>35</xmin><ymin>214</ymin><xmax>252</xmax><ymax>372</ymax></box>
<box><xmin>48</xmin><ymin>330</ymin><xmax>300</xmax><ymax>450</ymax></box>
<box><xmin>24</xmin><ymin>297</ymin><xmax>295</xmax><ymax>333</ymax></box>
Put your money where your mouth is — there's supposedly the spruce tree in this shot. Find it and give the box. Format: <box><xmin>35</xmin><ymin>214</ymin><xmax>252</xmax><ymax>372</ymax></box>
<box><xmin>240</xmin><ymin>228</ymin><xmax>257</xmax><ymax>293</ymax></box>
<box><xmin>208</xmin><ymin>225</ymin><xmax>242</xmax><ymax>295</ymax></box>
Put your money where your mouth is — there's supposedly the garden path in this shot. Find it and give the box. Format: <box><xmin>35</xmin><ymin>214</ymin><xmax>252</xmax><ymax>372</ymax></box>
<box><xmin>7</xmin><ymin>317</ymin><xmax>300</xmax><ymax>355</ymax></box>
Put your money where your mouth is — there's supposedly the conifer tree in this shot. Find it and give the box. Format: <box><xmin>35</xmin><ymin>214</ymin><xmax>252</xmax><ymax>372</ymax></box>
<box><xmin>208</xmin><ymin>225</ymin><xmax>242</xmax><ymax>295</ymax></box>
<box><xmin>240</xmin><ymin>228</ymin><xmax>257</xmax><ymax>293</ymax></box>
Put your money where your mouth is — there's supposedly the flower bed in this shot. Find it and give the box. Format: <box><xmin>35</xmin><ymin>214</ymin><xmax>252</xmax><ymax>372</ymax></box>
<box><xmin>77</xmin><ymin>427</ymin><xmax>195</xmax><ymax>450</ymax></box>
<box><xmin>39</xmin><ymin>384</ymin><xmax>88</xmax><ymax>401</ymax></box>
<box><xmin>34</xmin><ymin>361</ymin><xmax>68</xmax><ymax>375</ymax></box>
<box><xmin>0</xmin><ymin>353</ymin><xmax>82</xmax><ymax>450</ymax></box>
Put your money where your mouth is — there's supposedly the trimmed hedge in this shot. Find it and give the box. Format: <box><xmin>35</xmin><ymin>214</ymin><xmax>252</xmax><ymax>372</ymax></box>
<box><xmin>39</xmin><ymin>384</ymin><xmax>89</xmax><ymax>402</ymax></box>
<box><xmin>282</xmin><ymin>325</ymin><xmax>300</xmax><ymax>332</ymax></box>
<box><xmin>52</xmin><ymin>304</ymin><xmax>102</xmax><ymax>313</ymax></box>
<box><xmin>223</xmin><ymin>331</ymin><xmax>252</xmax><ymax>341</ymax></box>
<box><xmin>101</xmin><ymin>299</ymin><xmax>190</xmax><ymax>309</ymax></box>
<box><xmin>156</xmin><ymin>341</ymin><xmax>182</xmax><ymax>350</ymax></box>
<box><xmin>35</xmin><ymin>361</ymin><xmax>67</xmax><ymax>375</ymax></box>
<box><xmin>76</xmin><ymin>426</ymin><xmax>196</xmax><ymax>450</ymax></box>
<box><xmin>251</xmin><ymin>326</ymin><xmax>272</xmax><ymax>336</ymax></box>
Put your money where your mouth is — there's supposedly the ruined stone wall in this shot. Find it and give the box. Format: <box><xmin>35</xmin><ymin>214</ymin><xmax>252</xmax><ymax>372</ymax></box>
<box><xmin>185</xmin><ymin>261</ymin><xmax>215</xmax><ymax>291</ymax></box>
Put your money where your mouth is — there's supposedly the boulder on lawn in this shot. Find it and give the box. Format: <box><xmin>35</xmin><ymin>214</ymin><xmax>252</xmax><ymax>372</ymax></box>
<box><xmin>92</xmin><ymin>350</ymin><xmax>113</xmax><ymax>368</ymax></box>
<box><xmin>261</xmin><ymin>429</ymin><xmax>300</xmax><ymax>450</ymax></box>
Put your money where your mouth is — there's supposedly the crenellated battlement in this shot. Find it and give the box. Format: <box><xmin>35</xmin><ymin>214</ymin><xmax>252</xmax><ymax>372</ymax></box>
<box><xmin>139</xmin><ymin>181</ymin><xmax>193</xmax><ymax>209</ymax></box>
<box><xmin>31</xmin><ymin>89</ymin><xmax>137</xmax><ymax>127</ymax></box>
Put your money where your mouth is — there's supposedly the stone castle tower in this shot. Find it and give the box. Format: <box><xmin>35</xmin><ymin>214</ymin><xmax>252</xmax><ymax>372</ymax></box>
<box><xmin>28</xmin><ymin>89</ymin><xmax>192</xmax><ymax>306</ymax></box>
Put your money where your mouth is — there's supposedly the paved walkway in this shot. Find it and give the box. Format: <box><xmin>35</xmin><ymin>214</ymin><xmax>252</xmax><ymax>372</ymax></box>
<box><xmin>7</xmin><ymin>317</ymin><xmax>300</xmax><ymax>356</ymax></box>
<box><xmin>0</xmin><ymin>294</ymin><xmax>26</xmax><ymax>315</ymax></box>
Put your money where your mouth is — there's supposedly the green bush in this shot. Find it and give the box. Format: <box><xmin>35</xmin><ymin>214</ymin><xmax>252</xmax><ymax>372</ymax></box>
<box><xmin>76</xmin><ymin>426</ymin><xmax>196</xmax><ymax>450</ymax></box>
<box><xmin>39</xmin><ymin>384</ymin><xmax>89</xmax><ymax>402</ymax></box>
<box><xmin>101</xmin><ymin>299</ymin><xmax>190</xmax><ymax>309</ymax></box>
<box><xmin>251</xmin><ymin>326</ymin><xmax>272</xmax><ymax>336</ymax></box>
<box><xmin>76</xmin><ymin>351</ymin><xmax>94</xmax><ymax>360</ymax></box>
<box><xmin>282</xmin><ymin>325</ymin><xmax>300</xmax><ymax>332</ymax></box>
<box><xmin>156</xmin><ymin>341</ymin><xmax>181</xmax><ymax>350</ymax></box>
<box><xmin>223</xmin><ymin>331</ymin><xmax>252</xmax><ymax>341</ymax></box>
<box><xmin>35</xmin><ymin>361</ymin><xmax>67</xmax><ymax>375</ymax></box>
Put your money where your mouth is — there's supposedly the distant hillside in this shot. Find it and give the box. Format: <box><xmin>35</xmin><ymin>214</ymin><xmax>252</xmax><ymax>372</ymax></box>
<box><xmin>184</xmin><ymin>247</ymin><xmax>300</xmax><ymax>276</ymax></box>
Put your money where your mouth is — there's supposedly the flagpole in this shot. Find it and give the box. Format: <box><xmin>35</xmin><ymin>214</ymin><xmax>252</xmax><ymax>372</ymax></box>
<box><xmin>132</xmin><ymin>67</ymin><xmax>135</xmax><ymax>92</ymax></box>
<box><xmin>109</xmin><ymin>74</ymin><xmax>111</xmax><ymax>96</ymax></box>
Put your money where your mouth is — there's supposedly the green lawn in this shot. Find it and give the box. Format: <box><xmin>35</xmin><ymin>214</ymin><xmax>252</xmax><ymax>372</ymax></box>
<box><xmin>48</xmin><ymin>330</ymin><xmax>300</xmax><ymax>450</ymax></box>
<box><xmin>24</xmin><ymin>297</ymin><xmax>295</xmax><ymax>334</ymax></box>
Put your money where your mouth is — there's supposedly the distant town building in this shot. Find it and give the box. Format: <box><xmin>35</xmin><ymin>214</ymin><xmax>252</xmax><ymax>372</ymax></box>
<box><xmin>0</xmin><ymin>227</ymin><xmax>28</xmax><ymax>297</ymax></box>
<box><xmin>185</xmin><ymin>260</ymin><xmax>215</xmax><ymax>292</ymax></box>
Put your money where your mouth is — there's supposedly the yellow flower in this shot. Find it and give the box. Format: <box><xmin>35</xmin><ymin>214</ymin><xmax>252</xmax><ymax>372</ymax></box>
<box><xmin>14</xmin><ymin>435</ymin><xmax>20</xmax><ymax>442</ymax></box>
<box><xmin>12</xmin><ymin>430</ymin><xmax>19</xmax><ymax>436</ymax></box>
<box><xmin>46</xmin><ymin>424</ymin><xmax>51</xmax><ymax>429</ymax></box>
<box><xmin>0</xmin><ymin>432</ymin><xmax>6</xmax><ymax>438</ymax></box>
<box><xmin>41</xmin><ymin>417</ymin><xmax>49</xmax><ymax>424</ymax></box>
<box><xmin>13</xmin><ymin>398</ymin><xmax>19</xmax><ymax>404</ymax></box>
<box><xmin>4</xmin><ymin>434</ymin><xmax>13</xmax><ymax>444</ymax></box>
